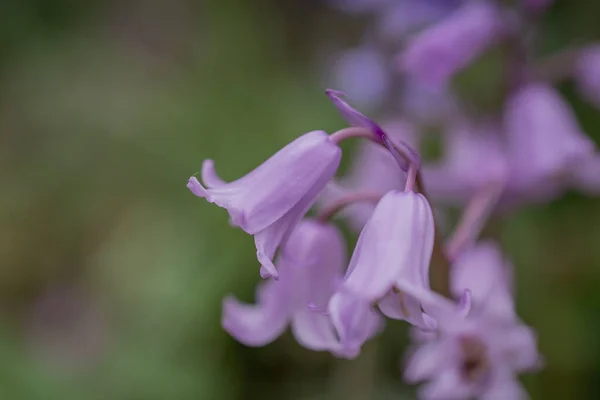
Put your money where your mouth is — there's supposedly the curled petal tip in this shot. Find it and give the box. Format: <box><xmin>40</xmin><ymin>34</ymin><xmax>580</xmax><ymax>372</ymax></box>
<box><xmin>458</xmin><ymin>289</ymin><xmax>472</xmax><ymax>317</ymax></box>
<box><xmin>259</xmin><ymin>264</ymin><xmax>279</xmax><ymax>280</ymax></box>
<box><xmin>201</xmin><ymin>159</ymin><xmax>228</xmax><ymax>188</ymax></box>
<box><xmin>187</xmin><ymin>177</ymin><xmax>208</xmax><ymax>198</ymax></box>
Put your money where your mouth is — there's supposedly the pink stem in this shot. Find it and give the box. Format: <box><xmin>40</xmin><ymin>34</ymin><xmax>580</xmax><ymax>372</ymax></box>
<box><xmin>329</xmin><ymin>127</ymin><xmax>378</xmax><ymax>145</ymax></box>
<box><xmin>445</xmin><ymin>182</ymin><xmax>505</xmax><ymax>262</ymax></box>
<box><xmin>317</xmin><ymin>191</ymin><xmax>383</xmax><ymax>222</ymax></box>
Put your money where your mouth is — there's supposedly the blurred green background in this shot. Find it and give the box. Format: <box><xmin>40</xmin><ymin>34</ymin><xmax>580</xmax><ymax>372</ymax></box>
<box><xmin>1</xmin><ymin>0</ymin><xmax>600</xmax><ymax>398</ymax></box>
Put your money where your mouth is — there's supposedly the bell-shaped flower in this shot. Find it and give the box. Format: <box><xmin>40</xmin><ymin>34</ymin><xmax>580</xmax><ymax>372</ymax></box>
<box><xmin>402</xmin><ymin>286</ymin><xmax>541</xmax><ymax>400</ymax></box>
<box><xmin>400</xmin><ymin>2</ymin><xmax>502</xmax><ymax>86</ymax></box>
<box><xmin>187</xmin><ymin>131</ymin><xmax>342</xmax><ymax>278</ymax></box>
<box><xmin>331</xmin><ymin>190</ymin><xmax>435</xmax><ymax>336</ymax></box>
<box><xmin>222</xmin><ymin>219</ymin><xmax>356</xmax><ymax>356</ymax></box>
<box><xmin>504</xmin><ymin>84</ymin><xmax>595</xmax><ymax>203</ymax></box>
<box><xmin>422</xmin><ymin>124</ymin><xmax>508</xmax><ymax>206</ymax></box>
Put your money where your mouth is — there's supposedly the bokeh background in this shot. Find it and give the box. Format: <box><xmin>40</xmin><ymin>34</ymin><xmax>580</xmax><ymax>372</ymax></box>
<box><xmin>2</xmin><ymin>0</ymin><xmax>600</xmax><ymax>398</ymax></box>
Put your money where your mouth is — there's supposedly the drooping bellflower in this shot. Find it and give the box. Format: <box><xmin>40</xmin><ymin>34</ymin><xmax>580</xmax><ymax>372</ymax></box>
<box><xmin>222</xmin><ymin>219</ymin><xmax>370</xmax><ymax>358</ymax></box>
<box><xmin>187</xmin><ymin>130</ymin><xmax>342</xmax><ymax>278</ymax></box>
<box><xmin>329</xmin><ymin>189</ymin><xmax>436</xmax><ymax>346</ymax></box>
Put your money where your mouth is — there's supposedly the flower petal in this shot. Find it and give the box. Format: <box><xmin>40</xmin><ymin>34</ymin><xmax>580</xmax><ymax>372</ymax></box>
<box><xmin>221</xmin><ymin>280</ymin><xmax>291</xmax><ymax>346</ymax></box>
<box><xmin>191</xmin><ymin>130</ymin><xmax>341</xmax><ymax>234</ymax></box>
<box><xmin>343</xmin><ymin>190</ymin><xmax>435</xmax><ymax>301</ymax></box>
<box><xmin>328</xmin><ymin>290</ymin><xmax>383</xmax><ymax>357</ymax></box>
<box><xmin>201</xmin><ymin>159</ymin><xmax>227</xmax><ymax>188</ymax></box>
<box><xmin>291</xmin><ymin>309</ymin><xmax>342</xmax><ymax>354</ymax></box>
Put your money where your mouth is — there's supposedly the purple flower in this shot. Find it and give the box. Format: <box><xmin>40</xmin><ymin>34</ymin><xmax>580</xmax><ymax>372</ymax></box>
<box><xmin>575</xmin><ymin>45</ymin><xmax>600</xmax><ymax>109</ymax></box>
<box><xmin>451</xmin><ymin>241</ymin><xmax>516</xmax><ymax>322</ymax></box>
<box><xmin>330</xmin><ymin>45</ymin><xmax>391</xmax><ymax>109</ymax></box>
<box><xmin>318</xmin><ymin>120</ymin><xmax>416</xmax><ymax>231</ymax></box>
<box><xmin>222</xmin><ymin>219</ymin><xmax>354</xmax><ymax>356</ymax></box>
<box><xmin>331</xmin><ymin>190</ymin><xmax>435</xmax><ymax>333</ymax></box>
<box><xmin>403</xmin><ymin>287</ymin><xmax>540</xmax><ymax>400</ymax></box>
<box><xmin>504</xmin><ymin>84</ymin><xmax>595</xmax><ymax>203</ymax></box>
<box><xmin>400</xmin><ymin>1</ymin><xmax>502</xmax><ymax>86</ymax></box>
<box><xmin>422</xmin><ymin>124</ymin><xmax>508</xmax><ymax>205</ymax></box>
<box><xmin>187</xmin><ymin>130</ymin><xmax>341</xmax><ymax>278</ymax></box>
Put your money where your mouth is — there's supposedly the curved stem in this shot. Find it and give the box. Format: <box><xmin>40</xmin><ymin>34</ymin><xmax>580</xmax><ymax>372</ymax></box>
<box><xmin>445</xmin><ymin>181</ymin><xmax>505</xmax><ymax>262</ymax></box>
<box><xmin>317</xmin><ymin>191</ymin><xmax>383</xmax><ymax>222</ymax></box>
<box><xmin>329</xmin><ymin>127</ymin><xmax>378</xmax><ymax>145</ymax></box>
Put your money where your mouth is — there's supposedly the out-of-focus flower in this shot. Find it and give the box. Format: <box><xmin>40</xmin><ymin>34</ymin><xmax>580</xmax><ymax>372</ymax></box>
<box><xmin>403</xmin><ymin>285</ymin><xmax>540</xmax><ymax>400</ymax></box>
<box><xmin>331</xmin><ymin>190</ymin><xmax>435</xmax><ymax>335</ymax></box>
<box><xmin>330</xmin><ymin>0</ymin><xmax>458</xmax><ymax>40</ymax></box>
<box><xmin>575</xmin><ymin>45</ymin><xmax>600</xmax><ymax>108</ymax></box>
<box><xmin>423</xmin><ymin>124</ymin><xmax>508</xmax><ymax>205</ymax></box>
<box><xmin>401</xmin><ymin>79</ymin><xmax>458</xmax><ymax>122</ymax></box>
<box><xmin>318</xmin><ymin>120</ymin><xmax>415</xmax><ymax>231</ymax></box>
<box><xmin>222</xmin><ymin>220</ymin><xmax>358</xmax><ymax>357</ymax></box>
<box><xmin>187</xmin><ymin>131</ymin><xmax>341</xmax><ymax>279</ymax></box>
<box><xmin>504</xmin><ymin>84</ymin><xmax>595</xmax><ymax>203</ymax></box>
<box><xmin>330</xmin><ymin>45</ymin><xmax>391</xmax><ymax>109</ymax></box>
<box><xmin>400</xmin><ymin>1</ymin><xmax>503</xmax><ymax>87</ymax></box>
<box><xmin>451</xmin><ymin>241</ymin><xmax>516</xmax><ymax>322</ymax></box>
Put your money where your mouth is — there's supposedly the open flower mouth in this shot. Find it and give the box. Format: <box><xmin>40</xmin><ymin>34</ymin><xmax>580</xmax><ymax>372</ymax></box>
<box><xmin>459</xmin><ymin>335</ymin><xmax>490</xmax><ymax>383</ymax></box>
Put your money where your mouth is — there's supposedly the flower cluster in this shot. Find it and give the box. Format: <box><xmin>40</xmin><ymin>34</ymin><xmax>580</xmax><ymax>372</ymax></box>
<box><xmin>187</xmin><ymin>0</ymin><xmax>600</xmax><ymax>398</ymax></box>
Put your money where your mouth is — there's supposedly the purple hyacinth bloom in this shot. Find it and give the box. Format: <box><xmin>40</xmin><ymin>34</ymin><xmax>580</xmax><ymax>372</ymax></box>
<box><xmin>318</xmin><ymin>120</ymin><xmax>416</xmax><ymax>231</ymax></box>
<box><xmin>222</xmin><ymin>219</ymin><xmax>355</xmax><ymax>356</ymax></box>
<box><xmin>332</xmin><ymin>190</ymin><xmax>435</xmax><ymax>331</ymax></box>
<box><xmin>575</xmin><ymin>45</ymin><xmax>600</xmax><ymax>109</ymax></box>
<box><xmin>422</xmin><ymin>124</ymin><xmax>508</xmax><ymax>205</ymax></box>
<box><xmin>403</xmin><ymin>286</ymin><xmax>540</xmax><ymax>400</ymax></box>
<box><xmin>400</xmin><ymin>1</ymin><xmax>502</xmax><ymax>86</ymax></box>
<box><xmin>187</xmin><ymin>130</ymin><xmax>341</xmax><ymax>279</ymax></box>
<box><xmin>504</xmin><ymin>84</ymin><xmax>595</xmax><ymax>203</ymax></box>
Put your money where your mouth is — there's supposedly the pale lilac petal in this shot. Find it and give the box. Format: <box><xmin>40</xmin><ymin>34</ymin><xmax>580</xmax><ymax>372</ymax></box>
<box><xmin>187</xmin><ymin>177</ymin><xmax>209</xmax><ymax>198</ymax></box>
<box><xmin>451</xmin><ymin>241</ymin><xmax>516</xmax><ymax>321</ymax></box>
<box><xmin>378</xmin><ymin>290</ymin><xmax>426</xmax><ymax>327</ymax></box>
<box><xmin>283</xmin><ymin>220</ymin><xmax>347</xmax><ymax>307</ymax></box>
<box><xmin>343</xmin><ymin>191</ymin><xmax>434</xmax><ymax>302</ymax></box>
<box><xmin>328</xmin><ymin>291</ymin><xmax>383</xmax><ymax>357</ymax></box>
<box><xmin>291</xmin><ymin>309</ymin><xmax>342</xmax><ymax>354</ymax></box>
<box><xmin>222</xmin><ymin>280</ymin><xmax>291</xmax><ymax>347</ymax></box>
<box><xmin>401</xmin><ymin>2</ymin><xmax>502</xmax><ymax>86</ymax></box>
<box><xmin>404</xmin><ymin>341</ymin><xmax>450</xmax><ymax>383</ymax></box>
<box><xmin>201</xmin><ymin>159</ymin><xmax>227</xmax><ymax>188</ymax></box>
<box><xmin>189</xmin><ymin>130</ymin><xmax>341</xmax><ymax>235</ymax></box>
<box><xmin>419</xmin><ymin>370</ymin><xmax>472</xmax><ymax>400</ymax></box>
<box><xmin>482</xmin><ymin>370</ymin><xmax>529</xmax><ymax>400</ymax></box>
<box><xmin>253</xmin><ymin>179</ymin><xmax>338</xmax><ymax>279</ymax></box>
<box><xmin>500</xmin><ymin>325</ymin><xmax>541</xmax><ymax>372</ymax></box>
